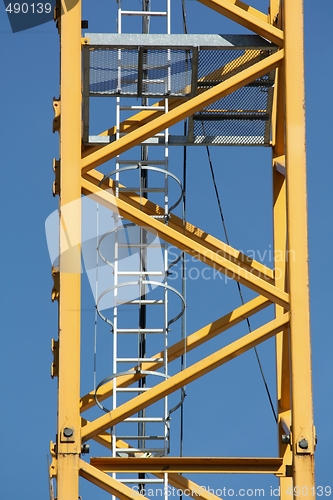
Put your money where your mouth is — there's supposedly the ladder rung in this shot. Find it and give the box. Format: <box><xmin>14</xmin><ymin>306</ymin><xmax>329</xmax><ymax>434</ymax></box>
<box><xmin>116</xmin><ymin>271</ymin><xmax>165</xmax><ymax>276</ymax></box>
<box><xmin>116</xmin><ymin>448</ymin><xmax>165</xmax><ymax>453</ymax></box>
<box><xmin>116</xmin><ymin>357</ymin><xmax>163</xmax><ymax>362</ymax></box>
<box><xmin>119</xmin><ymin>131</ymin><xmax>164</xmax><ymax>138</ymax></box>
<box><xmin>116</xmin><ymin>387</ymin><xmax>150</xmax><ymax>392</ymax></box>
<box><xmin>120</xmin><ymin>106</ymin><xmax>165</xmax><ymax>111</ymax></box>
<box><xmin>119</xmin><ymin>479</ymin><xmax>164</xmax><ymax>484</ymax></box>
<box><xmin>118</xmin><ymin>243</ymin><xmax>162</xmax><ymax>248</ymax></box>
<box><xmin>142</xmin><ymin>138</ymin><xmax>162</xmax><ymax>144</ymax></box>
<box><xmin>116</xmin><ymin>300</ymin><xmax>164</xmax><ymax>305</ymax></box>
<box><xmin>116</xmin><ymin>436</ymin><xmax>165</xmax><ymax>440</ymax></box>
<box><xmin>119</xmin><ymin>187</ymin><xmax>165</xmax><ymax>193</ymax></box>
<box><xmin>125</xmin><ymin>417</ymin><xmax>165</xmax><ymax>422</ymax></box>
<box><xmin>121</xmin><ymin>10</ymin><xmax>167</xmax><ymax>17</ymax></box>
<box><xmin>117</xmin><ymin>160</ymin><xmax>167</xmax><ymax>166</ymax></box>
<box><xmin>116</xmin><ymin>329</ymin><xmax>165</xmax><ymax>334</ymax></box>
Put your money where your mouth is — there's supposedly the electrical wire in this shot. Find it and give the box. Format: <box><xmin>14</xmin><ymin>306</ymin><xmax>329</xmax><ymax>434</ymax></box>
<box><xmin>204</xmin><ymin>138</ymin><xmax>278</xmax><ymax>424</ymax></box>
<box><xmin>180</xmin><ymin>118</ymin><xmax>188</xmax><ymax>457</ymax></box>
<box><xmin>181</xmin><ymin>0</ymin><xmax>188</xmax><ymax>35</ymax></box>
<box><xmin>93</xmin><ymin>202</ymin><xmax>99</xmax><ymax>393</ymax></box>
<box><xmin>175</xmin><ymin>0</ymin><xmax>189</xmax><ymax>473</ymax></box>
<box><xmin>179</xmin><ymin>0</ymin><xmax>277</xmax><ymax>424</ymax></box>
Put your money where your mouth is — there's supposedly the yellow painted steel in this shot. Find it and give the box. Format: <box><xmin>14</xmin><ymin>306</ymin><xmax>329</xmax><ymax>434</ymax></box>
<box><xmin>197</xmin><ymin>0</ymin><xmax>283</xmax><ymax>46</ymax></box>
<box><xmin>271</xmin><ymin>4</ymin><xmax>294</xmax><ymax>495</ymax></box>
<box><xmin>81</xmin><ymin>50</ymin><xmax>283</xmax><ymax>173</ymax></box>
<box><xmin>90</xmin><ymin>456</ymin><xmax>284</xmax><ymax>474</ymax></box>
<box><xmin>81</xmin><ymin>176</ymin><xmax>289</xmax><ymax>307</ymax></box>
<box><xmin>80</xmin><ymin>295</ymin><xmax>271</xmax><ymax>413</ymax></box>
<box><xmin>82</xmin><ymin>50</ymin><xmax>265</xmax><ymax>153</ymax></box>
<box><xmin>166</xmin><ymin>474</ymin><xmax>226</xmax><ymax>500</ymax></box>
<box><xmin>81</xmin><ymin>460</ymin><xmax>237</xmax><ymax>500</ymax></box>
<box><xmin>269</xmin><ymin>0</ymin><xmax>280</xmax><ymax>26</ymax></box>
<box><xmin>52</xmin><ymin>1</ymin><xmax>315</xmax><ymax>498</ymax></box>
<box><xmin>81</xmin><ymin>313</ymin><xmax>289</xmax><ymax>442</ymax></box>
<box><xmin>284</xmin><ymin>0</ymin><xmax>316</xmax><ymax>494</ymax></box>
<box><xmin>55</xmin><ymin>1</ymin><xmax>82</xmax><ymax>499</ymax></box>
<box><xmin>85</xmin><ymin>426</ymin><xmax>272</xmax><ymax>500</ymax></box>
<box><xmin>201</xmin><ymin>0</ymin><xmax>269</xmax><ymax>22</ymax></box>
<box><xmin>82</xmin><ymin>98</ymin><xmax>184</xmax><ymax>158</ymax></box>
<box><xmin>273</xmin><ymin>162</ymin><xmax>293</xmax><ymax>498</ymax></box>
<box><xmin>83</xmin><ymin>169</ymin><xmax>275</xmax><ymax>282</ymax></box>
<box><xmin>79</xmin><ymin>459</ymin><xmax>150</xmax><ymax>500</ymax></box>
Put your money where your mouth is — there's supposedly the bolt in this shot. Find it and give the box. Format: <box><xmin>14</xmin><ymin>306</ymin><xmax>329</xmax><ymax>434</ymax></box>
<box><xmin>281</xmin><ymin>434</ymin><xmax>290</xmax><ymax>444</ymax></box>
<box><xmin>63</xmin><ymin>427</ymin><xmax>74</xmax><ymax>438</ymax></box>
<box><xmin>298</xmin><ymin>438</ymin><xmax>309</xmax><ymax>449</ymax></box>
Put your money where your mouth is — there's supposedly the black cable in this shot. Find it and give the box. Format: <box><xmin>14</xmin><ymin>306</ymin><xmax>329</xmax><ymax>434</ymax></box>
<box><xmin>181</xmin><ymin>0</ymin><xmax>277</xmax><ymax>429</ymax></box>
<box><xmin>179</xmin><ymin>118</ymin><xmax>188</xmax><ymax>460</ymax></box>
<box><xmin>205</xmin><ymin>138</ymin><xmax>278</xmax><ymax>424</ymax></box>
<box><xmin>179</xmin><ymin>4</ymin><xmax>189</xmax><ymax>493</ymax></box>
<box><xmin>181</xmin><ymin>0</ymin><xmax>188</xmax><ymax>34</ymax></box>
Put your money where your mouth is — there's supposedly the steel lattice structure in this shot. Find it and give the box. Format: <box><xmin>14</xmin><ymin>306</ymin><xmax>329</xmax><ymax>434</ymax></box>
<box><xmin>49</xmin><ymin>1</ymin><xmax>316</xmax><ymax>499</ymax></box>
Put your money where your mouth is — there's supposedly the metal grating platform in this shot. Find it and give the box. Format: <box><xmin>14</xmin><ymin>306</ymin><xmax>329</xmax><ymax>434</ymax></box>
<box><xmin>83</xmin><ymin>34</ymin><xmax>277</xmax><ymax>146</ymax></box>
<box><xmin>88</xmin><ymin>48</ymin><xmax>194</xmax><ymax>97</ymax></box>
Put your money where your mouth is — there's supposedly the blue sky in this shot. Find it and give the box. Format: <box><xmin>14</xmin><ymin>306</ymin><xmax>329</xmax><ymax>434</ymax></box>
<box><xmin>0</xmin><ymin>1</ymin><xmax>332</xmax><ymax>499</ymax></box>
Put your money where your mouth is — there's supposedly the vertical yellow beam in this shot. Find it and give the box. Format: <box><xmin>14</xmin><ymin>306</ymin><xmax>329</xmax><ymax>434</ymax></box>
<box><xmin>271</xmin><ymin>0</ymin><xmax>293</xmax><ymax>492</ymax></box>
<box><xmin>273</xmin><ymin>161</ymin><xmax>293</xmax><ymax>499</ymax></box>
<box><xmin>269</xmin><ymin>0</ymin><xmax>280</xmax><ymax>25</ymax></box>
<box><xmin>273</xmin><ymin>138</ymin><xmax>293</xmax><ymax>498</ymax></box>
<box><xmin>284</xmin><ymin>0</ymin><xmax>315</xmax><ymax>495</ymax></box>
<box><xmin>57</xmin><ymin>2</ymin><xmax>82</xmax><ymax>499</ymax></box>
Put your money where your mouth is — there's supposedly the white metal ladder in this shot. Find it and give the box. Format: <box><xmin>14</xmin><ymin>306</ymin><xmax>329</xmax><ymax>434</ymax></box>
<box><xmin>111</xmin><ymin>1</ymin><xmax>172</xmax><ymax>496</ymax></box>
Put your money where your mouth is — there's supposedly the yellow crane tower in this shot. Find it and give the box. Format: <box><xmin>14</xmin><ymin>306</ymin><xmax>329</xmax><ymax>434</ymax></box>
<box><xmin>49</xmin><ymin>0</ymin><xmax>316</xmax><ymax>499</ymax></box>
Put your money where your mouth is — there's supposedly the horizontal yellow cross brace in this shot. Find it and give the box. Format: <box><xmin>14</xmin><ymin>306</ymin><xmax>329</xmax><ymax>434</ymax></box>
<box><xmin>90</xmin><ymin>456</ymin><xmax>284</xmax><ymax>475</ymax></box>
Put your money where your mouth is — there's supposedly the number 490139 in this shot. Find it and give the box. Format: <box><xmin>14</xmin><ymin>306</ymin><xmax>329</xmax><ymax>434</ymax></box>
<box><xmin>5</xmin><ymin>3</ymin><xmax>52</xmax><ymax>14</ymax></box>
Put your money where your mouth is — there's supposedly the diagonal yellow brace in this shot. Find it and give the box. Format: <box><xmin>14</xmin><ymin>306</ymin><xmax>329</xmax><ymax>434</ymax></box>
<box><xmin>204</xmin><ymin>0</ymin><xmax>269</xmax><ymax>21</ymax></box>
<box><xmin>83</xmin><ymin>422</ymin><xmax>150</xmax><ymax>452</ymax></box>
<box><xmin>83</xmin><ymin>169</ymin><xmax>274</xmax><ymax>283</ymax></box>
<box><xmin>81</xmin><ymin>313</ymin><xmax>289</xmax><ymax>442</ymax></box>
<box><xmin>198</xmin><ymin>0</ymin><xmax>283</xmax><ymax>46</ymax></box>
<box><xmin>197</xmin><ymin>50</ymin><xmax>264</xmax><ymax>87</ymax></box>
<box><xmin>84</xmin><ymin>429</ymin><xmax>243</xmax><ymax>500</ymax></box>
<box><xmin>82</xmin><ymin>98</ymin><xmax>185</xmax><ymax>157</ymax></box>
<box><xmin>165</xmin><ymin>474</ymin><xmax>224</xmax><ymax>500</ymax></box>
<box><xmin>81</xmin><ymin>177</ymin><xmax>289</xmax><ymax>307</ymax></box>
<box><xmin>80</xmin><ymin>295</ymin><xmax>271</xmax><ymax>412</ymax></box>
<box><xmin>79</xmin><ymin>460</ymin><xmax>148</xmax><ymax>500</ymax></box>
<box><xmin>81</xmin><ymin>418</ymin><xmax>112</xmax><ymax>448</ymax></box>
<box><xmin>81</xmin><ymin>50</ymin><xmax>284</xmax><ymax>173</ymax></box>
